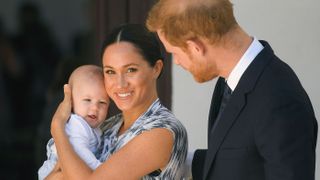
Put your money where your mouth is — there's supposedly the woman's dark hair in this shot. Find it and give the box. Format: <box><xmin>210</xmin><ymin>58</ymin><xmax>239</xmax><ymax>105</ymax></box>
<box><xmin>101</xmin><ymin>24</ymin><xmax>163</xmax><ymax>67</ymax></box>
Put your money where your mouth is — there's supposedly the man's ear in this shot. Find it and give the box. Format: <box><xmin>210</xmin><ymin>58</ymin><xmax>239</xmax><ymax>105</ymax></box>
<box><xmin>186</xmin><ymin>38</ymin><xmax>206</xmax><ymax>56</ymax></box>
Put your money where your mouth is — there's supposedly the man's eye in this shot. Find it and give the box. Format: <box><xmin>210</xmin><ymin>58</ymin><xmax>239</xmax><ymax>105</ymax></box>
<box><xmin>127</xmin><ymin>68</ymin><xmax>137</xmax><ymax>73</ymax></box>
<box><xmin>83</xmin><ymin>99</ymin><xmax>91</xmax><ymax>102</ymax></box>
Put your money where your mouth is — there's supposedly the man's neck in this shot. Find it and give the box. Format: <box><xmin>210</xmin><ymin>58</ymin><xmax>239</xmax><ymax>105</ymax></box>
<box><xmin>211</xmin><ymin>27</ymin><xmax>252</xmax><ymax>79</ymax></box>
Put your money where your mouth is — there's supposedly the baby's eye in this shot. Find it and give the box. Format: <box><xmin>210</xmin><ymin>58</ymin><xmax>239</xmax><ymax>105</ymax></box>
<box><xmin>99</xmin><ymin>101</ymin><xmax>108</xmax><ymax>105</ymax></box>
<box><xmin>83</xmin><ymin>99</ymin><xmax>91</xmax><ymax>102</ymax></box>
<box><xmin>127</xmin><ymin>68</ymin><xmax>137</xmax><ymax>73</ymax></box>
<box><xmin>99</xmin><ymin>101</ymin><xmax>109</xmax><ymax>108</ymax></box>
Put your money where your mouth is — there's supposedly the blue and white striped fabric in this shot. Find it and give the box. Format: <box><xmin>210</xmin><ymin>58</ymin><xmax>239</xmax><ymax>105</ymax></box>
<box><xmin>98</xmin><ymin>98</ymin><xmax>188</xmax><ymax>179</ymax></box>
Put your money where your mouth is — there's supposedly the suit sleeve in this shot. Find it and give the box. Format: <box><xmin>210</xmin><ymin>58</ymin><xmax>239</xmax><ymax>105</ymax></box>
<box><xmin>192</xmin><ymin>149</ymin><xmax>207</xmax><ymax>180</ymax></box>
<box><xmin>255</xmin><ymin>99</ymin><xmax>316</xmax><ymax>180</ymax></box>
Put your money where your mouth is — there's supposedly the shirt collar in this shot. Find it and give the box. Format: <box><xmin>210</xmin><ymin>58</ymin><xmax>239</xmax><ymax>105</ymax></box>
<box><xmin>226</xmin><ymin>37</ymin><xmax>264</xmax><ymax>91</ymax></box>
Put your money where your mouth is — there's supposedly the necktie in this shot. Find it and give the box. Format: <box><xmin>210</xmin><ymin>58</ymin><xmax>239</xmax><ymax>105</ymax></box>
<box><xmin>211</xmin><ymin>81</ymin><xmax>232</xmax><ymax>132</ymax></box>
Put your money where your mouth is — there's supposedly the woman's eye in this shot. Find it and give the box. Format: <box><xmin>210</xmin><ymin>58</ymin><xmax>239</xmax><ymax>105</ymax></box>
<box><xmin>83</xmin><ymin>99</ymin><xmax>91</xmax><ymax>102</ymax></box>
<box><xmin>127</xmin><ymin>68</ymin><xmax>137</xmax><ymax>73</ymax></box>
<box><xmin>105</xmin><ymin>70</ymin><xmax>115</xmax><ymax>74</ymax></box>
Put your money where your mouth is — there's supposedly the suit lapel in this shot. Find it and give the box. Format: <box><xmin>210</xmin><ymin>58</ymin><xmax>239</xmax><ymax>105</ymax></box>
<box><xmin>202</xmin><ymin>40</ymin><xmax>275</xmax><ymax>180</ymax></box>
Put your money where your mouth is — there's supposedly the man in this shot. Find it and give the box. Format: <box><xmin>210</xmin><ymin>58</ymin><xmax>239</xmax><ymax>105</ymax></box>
<box><xmin>146</xmin><ymin>0</ymin><xmax>317</xmax><ymax>180</ymax></box>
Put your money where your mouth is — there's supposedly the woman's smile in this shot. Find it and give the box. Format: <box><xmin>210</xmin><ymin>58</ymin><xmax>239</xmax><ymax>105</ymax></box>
<box><xmin>116</xmin><ymin>91</ymin><xmax>132</xmax><ymax>98</ymax></box>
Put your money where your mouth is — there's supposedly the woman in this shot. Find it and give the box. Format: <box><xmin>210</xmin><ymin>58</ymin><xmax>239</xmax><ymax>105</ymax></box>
<box><xmin>48</xmin><ymin>24</ymin><xmax>188</xmax><ymax>179</ymax></box>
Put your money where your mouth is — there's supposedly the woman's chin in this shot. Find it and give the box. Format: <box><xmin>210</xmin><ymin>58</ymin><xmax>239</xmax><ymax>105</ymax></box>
<box><xmin>114</xmin><ymin>102</ymin><xmax>131</xmax><ymax>112</ymax></box>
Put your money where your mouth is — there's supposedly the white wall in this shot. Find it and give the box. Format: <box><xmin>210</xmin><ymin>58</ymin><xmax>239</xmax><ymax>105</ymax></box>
<box><xmin>172</xmin><ymin>0</ymin><xmax>320</xmax><ymax>178</ymax></box>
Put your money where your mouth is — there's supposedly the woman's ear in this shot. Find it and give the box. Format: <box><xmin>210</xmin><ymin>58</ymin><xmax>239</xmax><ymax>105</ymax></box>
<box><xmin>153</xmin><ymin>60</ymin><xmax>164</xmax><ymax>79</ymax></box>
<box><xmin>186</xmin><ymin>38</ymin><xmax>206</xmax><ymax>56</ymax></box>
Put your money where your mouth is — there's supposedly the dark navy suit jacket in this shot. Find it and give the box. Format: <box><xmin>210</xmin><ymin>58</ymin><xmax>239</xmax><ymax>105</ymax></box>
<box><xmin>192</xmin><ymin>41</ymin><xmax>317</xmax><ymax>180</ymax></box>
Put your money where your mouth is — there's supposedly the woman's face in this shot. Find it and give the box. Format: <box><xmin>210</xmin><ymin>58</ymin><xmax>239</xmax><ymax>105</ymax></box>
<box><xmin>102</xmin><ymin>42</ymin><xmax>162</xmax><ymax>114</ymax></box>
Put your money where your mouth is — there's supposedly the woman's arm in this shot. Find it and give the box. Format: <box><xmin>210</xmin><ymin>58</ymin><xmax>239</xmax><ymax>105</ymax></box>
<box><xmin>94</xmin><ymin>128</ymin><xmax>174</xmax><ymax>179</ymax></box>
<box><xmin>51</xmin><ymin>85</ymin><xmax>174</xmax><ymax>180</ymax></box>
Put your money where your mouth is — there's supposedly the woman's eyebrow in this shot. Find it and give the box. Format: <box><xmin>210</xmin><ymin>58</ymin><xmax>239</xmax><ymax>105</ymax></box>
<box><xmin>103</xmin><ymin>63</ymin><xmax>140</xmax><ymax>69</ymax></box>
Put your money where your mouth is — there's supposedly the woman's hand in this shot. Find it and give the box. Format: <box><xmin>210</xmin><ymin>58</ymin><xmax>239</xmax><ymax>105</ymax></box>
<box><xmin>51</xmin><ymin>84</ymin><xmax>72</xmax><ymax>137</ymax></box>
<box><xmin>46</xmin><ymin>171</ymin><xmax>64</xmax><ymax>180</ymax></box>
<box><xmin>46</xmin><ymin>161</ymin><xmax>64</xmax><ymax>180</ymax></box>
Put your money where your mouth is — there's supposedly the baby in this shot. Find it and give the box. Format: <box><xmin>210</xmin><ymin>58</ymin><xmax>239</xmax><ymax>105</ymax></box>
<box><xmin>38</xmin><ymin>65</ymin><xmax>109</xmax><ymax>180</ymax></box>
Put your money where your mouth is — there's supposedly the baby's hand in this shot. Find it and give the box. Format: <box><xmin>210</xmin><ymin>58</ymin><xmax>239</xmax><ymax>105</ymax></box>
<box><xmin>51</xmin><ymin>84</ymin><xmax>72</xmax><ymax>134</ymax></box>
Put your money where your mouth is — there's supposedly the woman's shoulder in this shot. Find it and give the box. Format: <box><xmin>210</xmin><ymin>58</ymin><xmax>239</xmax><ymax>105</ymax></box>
<box><xmin>142</xmin><ymin>105</ymin><xmax>187</xmax><ymax>135</ymax></box>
